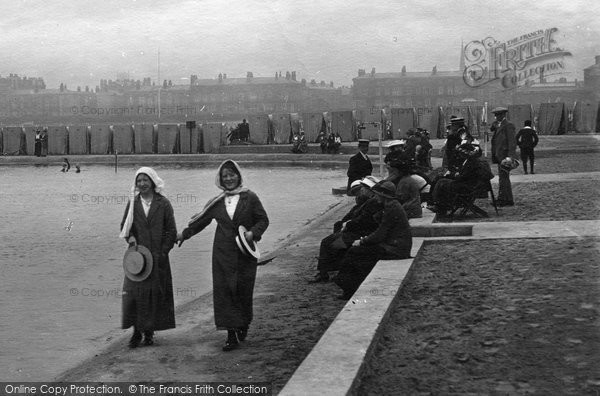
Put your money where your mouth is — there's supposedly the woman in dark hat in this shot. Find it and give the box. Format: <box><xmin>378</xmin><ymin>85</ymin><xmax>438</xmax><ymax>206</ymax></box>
<box><xmin>334</xmin><ymin>180</ymin><xmax>412</xmax><ymax>300</ymax></box>
<box><xmin>177</xmin><ymin>160</ymin><xmax>269</xmax><ymax>351</ymax></box>
<box><xmin>119</xmin><ymin>167</ymin><xmax>177</xmax><ymax>348</ymax></box>
<box><xmin>429</xmin><ymin>142</ymin><xmax>493</xmax><ymax>215</ymax></box>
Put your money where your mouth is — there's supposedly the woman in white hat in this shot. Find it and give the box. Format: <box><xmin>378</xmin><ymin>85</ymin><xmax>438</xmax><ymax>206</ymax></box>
<box><xmin>177</xmin><ymin>160</ymin><xmax>269</xmax><ymax>351</ymax></box>
<box><xmin>119</xmin><ymin>167</ymin><xmax>177</xmax><ymax>348</ymax></box>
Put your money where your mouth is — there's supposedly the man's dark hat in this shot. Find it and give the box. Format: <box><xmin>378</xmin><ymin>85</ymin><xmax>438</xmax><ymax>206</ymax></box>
<box><xmin>492</xmin><ymin>107</ymin><xmax>508</xmax><ymax>114</ymax></box>
<box><xmin>372</xmin><ymin>181</ymin><xmax>397</xmax><ymax>199</ymax></box>
<box><xmin>450</xmin><ymin>117</ymin><xmax>465</xmax><ymax>124</ymax></box>
<box><xmin>358</xmin><ymin>139</ymin><xmax>370</xmax><ymax>146</ymax></box>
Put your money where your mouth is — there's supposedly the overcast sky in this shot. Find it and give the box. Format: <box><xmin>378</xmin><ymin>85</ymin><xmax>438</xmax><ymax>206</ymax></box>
<box><xmin>1</xmin><ymin>0</ymin><xmax>598</xmax><ymax>89</ymax></box>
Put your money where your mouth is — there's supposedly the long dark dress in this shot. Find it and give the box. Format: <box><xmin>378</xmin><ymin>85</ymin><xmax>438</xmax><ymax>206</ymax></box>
<box><xmin>182</xmin><ymin>191</ymin><xmax>269</xmax><ymax>330</ymax></box>
<box><xmin>120</xmin><ymin>194</ymin><xmax>177</xmax><ymax>331</ymax></box>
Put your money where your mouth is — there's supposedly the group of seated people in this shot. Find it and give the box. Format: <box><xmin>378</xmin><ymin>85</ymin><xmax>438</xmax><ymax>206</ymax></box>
<box><xmin>427</xmin><ymin>117</ymin><xmax>495</xmax><ymax>215</ymax></box>
<box><xmin>309</xmin><ymin>175</ymin><xmax>413</xmax><ymax>300</ymax></box>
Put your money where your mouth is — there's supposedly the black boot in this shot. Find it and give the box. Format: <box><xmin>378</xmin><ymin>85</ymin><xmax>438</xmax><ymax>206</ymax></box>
<box><xmin>236</xmin><ymin>326</ymin><xmax>249</xmax><ymax>342</ymax></box>
<box><xmin>530</xmin><ymin>163</ymin><xmax>535</xmax><ymax>174</ymax></box>
<box><xmin>143</xmin><ymin>330</ymin><xmax>154</xmax><ymax>346</ymax></box>
<box><xmin>129</xmin><ymin>328</ymin><xmax>142</xmax><ymax>348</ymax></box>
<box><xmin>222</xmin><ymin>330</ymin><xmax>239</xmax><ymax>351</ymax></box>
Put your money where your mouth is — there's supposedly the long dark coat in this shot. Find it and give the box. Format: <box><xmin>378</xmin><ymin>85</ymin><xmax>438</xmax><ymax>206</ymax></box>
<box><xmin>346</xmin><ymin>152</ymin><xmax>373</xmax><ymax>190</ymax></box>
<box><xmin>120</xmin><ymin>194</ymin><xmax>177</xmax><ymax>331</ymax></box>
<box><xmin>182</xmin><ymin>191</ymin><xmax>269</xmax><ymax>330</ymax></box>
<box><xmin>491</xmin><ymin>119</ymin><xmax>517</xmax><ymax>164</ymax></box>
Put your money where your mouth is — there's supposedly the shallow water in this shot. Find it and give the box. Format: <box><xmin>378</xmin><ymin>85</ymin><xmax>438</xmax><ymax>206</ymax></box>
<box><xmin>0</xmin><ymin>164</ymin><xmax>347</xmax><ymax>380</ymax></box>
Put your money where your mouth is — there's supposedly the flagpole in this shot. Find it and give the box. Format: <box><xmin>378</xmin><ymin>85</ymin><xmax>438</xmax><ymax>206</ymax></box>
<box><xmin>157</xmin><ymin>48</ymin><xmax>161</xmax><ymax>120</ymax></box>
<box><xmin>483</xmin><ymin>101</ymin><xmax>488</xmax><ymax>158</ymax></box>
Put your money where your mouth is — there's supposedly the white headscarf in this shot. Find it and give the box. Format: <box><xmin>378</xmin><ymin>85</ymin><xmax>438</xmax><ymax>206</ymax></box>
<box><xmin>119</xmin><ymin>167</ymin><xmax>165</xmax><ymax>238</ymax></box>
<box><xmin>188</xmin><ymin>160</ymin><xmax>248</xmax><ymax>226</ymax></box>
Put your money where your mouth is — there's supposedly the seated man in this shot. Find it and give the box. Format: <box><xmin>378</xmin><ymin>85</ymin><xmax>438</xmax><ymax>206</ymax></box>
<box><xmin>309</xmin><ymin>176</ymin><xmax>381</xmax><ymax>283</ymax></box>
<box><xmin>429</xmin><ymin>142</ymin><xmax>494</xmax><ymax>215</ymax></box>
<box><xmin>334</xmin><ymin>181</ymin><xmax>412</xmax><ymax>300</ymax></box>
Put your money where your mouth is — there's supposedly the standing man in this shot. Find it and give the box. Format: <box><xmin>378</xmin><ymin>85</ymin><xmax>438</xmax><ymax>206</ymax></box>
<box><xmin>346</xmin><ymin>139</ymin><xmax>373</xmax><ymax>192</ymax></box>
<box><xmin>490</xmin><ymin>107</ymin><xmax>517</xmax><ymax>206</ymax></box>
<box><xmin>515</xmin><ymin>120</ymin><xmax>539</xmax><ymax>174</ymax></box>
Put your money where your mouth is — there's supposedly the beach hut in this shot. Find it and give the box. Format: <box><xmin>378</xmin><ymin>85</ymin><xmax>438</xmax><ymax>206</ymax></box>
<box><xmin>157</xmin><ymin>124</ymin><xmax>180</xmax><ymax>154</ymax></box>
<box><xmin>2</xmin><ymin>127</ymin><xmax>24</xmax><ymax>155</ymax></box>
<box><xmin>537</xmin><ymin>103</ymin><xmax>567</xmax><ymax>135</ymax></box>
<box><xmin>417</xmin><ymin>107</ymin><xmax>434</xmax><ymax>133</ymax></box>
<box><xmin>391</xmin><ymin>107</ymin><xmax>417</xmax><ymax>139</ymax></box>
<box><xmin>430</xmin><ymin>106</ymin><xmax>446</xmax><ymax>138</ymax></box>
<box><xmin>202</xmin><ymin>122</ymin><xmax>223</xmax><ymax>153</ymax></box>
<box><xmin>89</xmin><ymin>124</ymin><xmax>112</xmax><ymax>154</ymax></box>
<box><xmin>112</xmin><ymin>124</ymin><xmax>135</xmax><ymax>154</ymax></box>
<box><xmin>134</xmin><ymin>123</ymin><xmax>155</xmax><ymax>154</ymax></box>
<box><xmin>571</xmin><ymin>101</ymin><xmax>597</xmax><ymax>133</ymax></box>
<box><xmin>180</xmin><ymin>123</ymin><xmax>192</xmax><ymax>154</ymax></box>
<box><xmin>331</xmin><ymin>110</ymin><xmax>356</xmax><ymax>141</ymax></box>
<box><xmin>23</xmin><ymin>126</ymin><xmax>38</xmax><ymax>155</ymax></box>
<box><xmin>267</xmin><ymin>113</ymin><xmax>292</xmax><ymax>144</ymax></box>
<box><xmin>47</xmin><ymin>126</ymin><xmax>68</xmax><ymax>155</ymax></box>
<box><xmin>246</xmin><ymin>114</ymin><xmax>269</xmax><ymax>144</ymax></box>
<box><xmin>507</xmin><ymin>104</ymin><xmax>534</xmax><ymax>132</ymax></box>
<box><xmin>357</xmin><ymin>108</ymin><xmax>384</xmax><ymax>141</ymax></box>
<box><xmin>192</xmin><ymin>123</ymin><xmax>203</xmax><ymax>153</ymax></box>
<box><xmin>68</xmin><ymin>125</ymin><xmax>89</xmax><ymax>155</ymax></box>
<box><xmin>301</xmin><ymin>112</ymin><xmax>325</xmax><ymax>143</ymax></box>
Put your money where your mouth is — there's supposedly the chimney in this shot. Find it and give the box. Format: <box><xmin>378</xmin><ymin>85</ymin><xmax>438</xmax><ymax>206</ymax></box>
<box><xmin>291</xmin><ymin>71</ymin><xmax>296</xmax><ymax>81</ymax></box>
<box><xmin>370</xmin><ymin>67</ymin><xmax>376</xmax><ymax>77</ymax></box>
<box><xmin>246</xmin><ymin>71</ymin><xmax>253</xmax><ymax>82</ymax></box>
<box><xmin>401</xmin><ymin>66</ymin><xmax>406</xmax><ymax>75</ymax></box>
<box><xmin>358</xmin><ymin>69</ymin><xmax>365</xmax><ymax>77</ymax></box>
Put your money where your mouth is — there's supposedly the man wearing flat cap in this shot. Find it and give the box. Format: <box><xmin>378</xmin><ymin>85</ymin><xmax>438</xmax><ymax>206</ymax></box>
<box><xmin>490</xmin><ymin>107</ymin><xmax>517</xmax><ymax>206</ymax></box>
<box><xmin>346</xmin><ymin>139</ymin><xmax>373</xmax><ymax>193</ymax></box>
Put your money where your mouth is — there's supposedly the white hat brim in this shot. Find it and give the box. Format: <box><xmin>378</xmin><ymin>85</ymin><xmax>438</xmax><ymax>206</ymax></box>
<box><xmin>236</xmin><ymin>225</ymin><xmax>260</xmax><ymax>259</ymax></box>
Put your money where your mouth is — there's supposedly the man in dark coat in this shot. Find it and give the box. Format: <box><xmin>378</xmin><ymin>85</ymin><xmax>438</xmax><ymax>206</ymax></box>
<box><xmin>309</xmin><ymin>176</ymin><xmax>381</xmax><ymax>283</ymax></box>
<box><xmin>490</xmin><ymin>107</ymin><xmax>517</xmax><ymax>206</ymax></box>
<box><xmin>515</xmin><ymin>120</ymin><xmax>539</xmax><ymax>174</ymax></box>
<box><xmin>346</xmin><ymin>139</ymin><xmax>373</xmax><ymax>192</ymax></box>
<box><xmin>334</xmin><ymin>180</ymin><xmax>412</xmax><ymax>300</ymax></box>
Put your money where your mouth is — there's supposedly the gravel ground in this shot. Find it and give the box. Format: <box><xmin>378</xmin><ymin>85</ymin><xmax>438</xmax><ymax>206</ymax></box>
<box><xmin>356</xmin><ymin>238</ymin><xmax>600</xmax><ymax>395</ymax></box>
<box><xmin>437</xmin><ymin>180</ymin><xmax>600</xmax><ymax>222</ymax></box>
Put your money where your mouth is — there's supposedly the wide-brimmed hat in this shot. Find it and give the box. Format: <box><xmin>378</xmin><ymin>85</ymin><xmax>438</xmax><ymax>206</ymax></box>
<box><xmin>360</xmin><ymin>175</ymin><xmax>380</xmax><ymax>189</ymax></box>
<box><xmin>386</xmin><ymin>139</ymin><xmax>406</xmax><ymax>148</ymax></box>
<box><xmin>456</xmin><ymin>143</ymin><xmax>482</xmax><ymax>158</ymax></box>
<box><xmin>123</xmin><ymin>245</ymin><xmax>153</xmax><ymax>282</ymax></box>
<box><xmin>357</xmin><ymin>139</ymin><xmax>370</xmax><ymax>146</ymax></box>
<box><xmin>492</xmin><ymin>107</ymin><xmax>508</xmax><ymax>114</ymax></box>
<box><xmin>235</xmin><ymin>225</ymin><xmax>260</xmax><ymax>259</ymax></box>
<box><xmin>372</xmin><ymin>181</ymin><xmax>397</xmax><ymax>199</ymax></box>
<box><xmin>450</xmin><ymin>117</ymin><xmax>465</xmax><ymax>124</ymax></box>
<box><xmin>348</xmin><ymin>180</ymin><xmax>362</xmax><ymax>195</ymax></box>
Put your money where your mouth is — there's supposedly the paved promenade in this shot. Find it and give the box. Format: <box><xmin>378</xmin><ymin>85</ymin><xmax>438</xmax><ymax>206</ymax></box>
<box><xmin>12</xmin><ymin>134</ymin><xmax>600</xmax><ymax>393</ymax></box>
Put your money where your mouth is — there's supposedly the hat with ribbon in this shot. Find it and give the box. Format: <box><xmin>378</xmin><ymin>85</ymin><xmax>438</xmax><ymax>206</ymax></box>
<box><xmin>123</xmin><ymin>245</ymin><xmax>153</xmax><ymax>282</ymax></box>
<box><xmin>235</xmin><ymin>225</ymin><xmax>260</xmax><ymax>259</ymax></box>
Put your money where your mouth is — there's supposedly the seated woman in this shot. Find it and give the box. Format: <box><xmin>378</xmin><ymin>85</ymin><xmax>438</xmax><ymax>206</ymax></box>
<box><xmin>429</xmin><ymin>142</ymin><xmax>493</xmax><ymax>215</ymax></box>
<box><xmin>385</xmin><ymin>152</ymin><xmax>422</xmax><ymax>219</ymax></box>
<box><xmin>334</xmin><ymin>181</ymin><xmax>412</xmax><ymax>300</ymax></box>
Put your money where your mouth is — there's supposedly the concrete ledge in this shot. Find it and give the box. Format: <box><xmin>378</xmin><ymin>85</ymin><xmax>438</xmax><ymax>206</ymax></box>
<box><xmin>409</xmin><ymin>207</ymin><xmax>473</xmax><ymax>237</ymax></box>
<box><xmin>280</xmin><ymin>239</ymin><xmax>424</xmax><ymax>396</ymax></box>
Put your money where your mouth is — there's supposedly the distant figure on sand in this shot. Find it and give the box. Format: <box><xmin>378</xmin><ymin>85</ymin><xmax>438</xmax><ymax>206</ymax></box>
<box><xmin>61</xmin><ymin>158</ymin><xmax>70</xmax><ymax>172</ymax></box>
<box><xmin>177</xmin><ymin>160</ymin><xmax>269</xmax><ymax>351</ymax></box>
<box><xmin>119</xmin><ymin>167</ymin><xmax>177</xmax><ymax>348</ymax></box>
<box><xmin>515</xmin><ymin>120</ymin><xmax>539</xmax><ymax>174</ymax></box>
